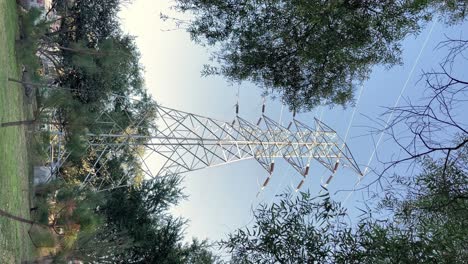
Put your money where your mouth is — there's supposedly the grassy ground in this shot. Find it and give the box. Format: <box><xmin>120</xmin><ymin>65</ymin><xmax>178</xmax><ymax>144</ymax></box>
<box><xmin>0</xmin><ymin>0</ymin><xmax>35</xmax><ymax>262</ymax></box>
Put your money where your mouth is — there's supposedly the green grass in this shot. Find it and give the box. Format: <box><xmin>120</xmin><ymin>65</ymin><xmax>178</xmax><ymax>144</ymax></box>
<box><xmin>0</xmin><ymin>0</ymin><xmax>35</xmax><ymax>262</ymax></box>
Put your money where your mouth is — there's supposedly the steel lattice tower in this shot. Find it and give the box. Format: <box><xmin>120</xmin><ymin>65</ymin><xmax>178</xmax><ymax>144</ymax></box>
<box><xmin>82</xmin><ymin>100</ymin><xmax>363</xmax><ymax>190</ymax></box>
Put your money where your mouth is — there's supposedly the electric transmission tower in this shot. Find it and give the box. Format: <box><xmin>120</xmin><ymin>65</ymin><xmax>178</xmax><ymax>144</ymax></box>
<box><xmin>81</xmin><ymin>97</ymin><xmax>363</xmax><ymax>191</ymax></box>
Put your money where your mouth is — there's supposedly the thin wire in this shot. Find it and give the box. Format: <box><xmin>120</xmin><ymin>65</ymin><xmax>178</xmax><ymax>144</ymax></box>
<box><xmin>267</xmin><ymin>103</ymin><xmax>293</xmax><ymax>204</ymax></box>
<box><xmin>269</xmin><ymin>164</ymin><xmax>288</xmax><ymax>201</ymax></box>
<box><xmin>242</xmin><ymin>94</ymin><xmax>277</xmax><ymax>231</ymax></box>
<box><xmin>344</xmin><ymin>84</ymin><xmax>365</xmax><ymax>143</ymax></box>
<box><xmin>235</xmin><ymin>85</ymin><xmax>240</xmax><ymax>115</ymax></box>
<box><xmin>343</xmin><ymin>19</ymin><xmax>437</xmax><ymax>205</ymax></box>
<box><xmin>319</xmin><ymin>107</ymin><xmax>325</xmax><ymax>121</ymax></box>
<box><xmin>279</xmin><ymin>104</ymin><xmax>285</xmax><ymax>126</ymax></box>
<box><xmin>365</xmin><ymin>20</ymin><xmax>437</xmax><ymax>174</ymax></box>
<box><xmin>247</xmin><ymin>94</ymin><xmax>264</xmax><ymax>115</ymax></box>
<box><xmin>320</xmin><ymin>84</ymin><xmax>365</xmax><ymax>192</ymax></box>
<box><xmin>223</xmin><ymin>200</ymin><xmax>260</xmax><ymax>238</ymax></box>
<box><xmin>227</xmin><ymin>171</ymin><xmax>264</xmax><ymax>235</ymax></box>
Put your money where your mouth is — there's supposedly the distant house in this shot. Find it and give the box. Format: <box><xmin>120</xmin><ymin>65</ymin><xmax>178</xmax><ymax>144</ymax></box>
<box><xmin>18</xmin><ymin>0</ymin><xmax>51</xmax><ymax>11</ymax></box>
<box><xmin>29</xmin><ymin>0</ymin><xmax>46</xmax><ymax>9</ymax></box>
<box><xmin>33</xmin><ymin>165</ymin><xmax>55</xmax><ymax>185</ymax></box>
<box><xmin>19</xmin><ymin>0</ymin><xmax>57</xmax><ymax>25</ymax></box>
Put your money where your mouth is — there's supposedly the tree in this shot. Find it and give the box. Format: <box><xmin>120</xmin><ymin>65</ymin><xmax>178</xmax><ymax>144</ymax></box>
<box><xmin>221</xmin><ymin>151</ymin><xmax>467</xmax><ymax>263</ymax></box>
<box><xmin>0</xmin><ymin>208</ymin><xmax>49</xmax><ymax>227</ymax></box>
<box><xmin>221</xmin><ymin>191</ymin><xmax>352</xmax><ymax>263</ymax></box>
<box><xmin>180</xmin><ymin>238</ymin><xmax>221</xmax><ymax>264</ymax></box>
<box><xmin>355</xmin><ymin>152</ymin><xmax>468</xmax><ymax>264</ymax></box>
<box><xmin>100</xmin><ymin>175</ymin><xmax>212</xmax><ymax>263</ymax></box>
<box><xmin>33</xmin><ymin>0</ymin><xmax>158</xmax><ymax>175</ymax></box>
<box><xmin>365</xmin><ymin>35</ymin><xmax>468</xmax><ymax>189</ymax></box>
<box><xmin>17</xmin><ymin>1</ymin><xmax>220</xmax><ymax>262</ymax></box>
<box><xmin>23</xmin><ymin>177</ymin><xmax>218</xmax><ymax>263</ymax></box>
<box><xmin>434</xmin><ymin>0</ymin><xmax>468</xmax><ymax>25</ymax></box>
<box><xmin>171</xmin><ymin>0</ymin><xmax>467</xmax><ymax>110</ymax></box>
<box><xmin>172</xmin><ymin>1</ymin><xmax>422</xmax><ymax>110</ymax></box>
<box><xmin>9</xmin><ymin>181</ymin><xmax>121</xmax><ymax>263</ymax></box>
<box><xmin>54</xmin><ymin>35</ymin><xmax>145</xmax><ymax>105</ymax></box>
<box><xmin>50</xmin><ymin>0</ymin><xmax>121</xmax><ymax>48</ymax></box>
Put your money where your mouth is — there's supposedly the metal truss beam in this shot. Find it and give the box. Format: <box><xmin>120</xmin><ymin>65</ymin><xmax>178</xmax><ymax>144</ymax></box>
<box><xmin>83</xmin><ymin>102</ymin><xmax>363</xmax><ymax>191</ymax></box>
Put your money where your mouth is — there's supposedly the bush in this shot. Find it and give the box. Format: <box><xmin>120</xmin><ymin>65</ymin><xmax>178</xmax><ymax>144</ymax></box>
<box><xmin>29</xmin><ymin>225</ymin><xmax>56</xmax><ymax>248</ymax></box>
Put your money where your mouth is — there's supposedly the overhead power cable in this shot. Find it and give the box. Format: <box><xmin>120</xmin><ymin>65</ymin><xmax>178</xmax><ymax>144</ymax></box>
<box><xmin>343</xmin><ymin>19</ymin><xmax>438</xmax><ymax>204</ymax></box>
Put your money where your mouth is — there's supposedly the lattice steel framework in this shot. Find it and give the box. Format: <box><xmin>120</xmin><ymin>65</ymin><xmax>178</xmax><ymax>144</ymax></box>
<box><xmin>82</xmin><ymin>102</ymin><xmax>363</xmax><ymax>190</ymax></box>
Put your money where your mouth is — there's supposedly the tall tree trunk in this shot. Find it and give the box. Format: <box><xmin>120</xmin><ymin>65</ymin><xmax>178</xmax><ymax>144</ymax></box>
<box><xmin>0</xmin><ymin>208</ymin><xmax>49</xmax><ymax>228</ymax></box>
<box><xmin>1</xmin><ymin>120</ymin><xmax>36</xmax><ymax>127</ymax></box>
<box><xmin>8</xmin><ymin>77</ymin><xmax>54</xmax><ymax>88</ymax></box>
<box><xmin>56</xmin><ymin>45</ymin><xmax>105</xmax><ymax>56</ymax></box>
<box><xmin>1</xmin><ymin>120</ymin><xmax>61</xmax><ymax>128</ymax></box>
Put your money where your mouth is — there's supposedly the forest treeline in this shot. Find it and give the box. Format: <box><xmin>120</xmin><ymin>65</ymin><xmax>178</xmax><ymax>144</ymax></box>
<box><xmin>17</xmin><ymin>0</ymin><xmax>219</xmax><ymax>262</ymax></box>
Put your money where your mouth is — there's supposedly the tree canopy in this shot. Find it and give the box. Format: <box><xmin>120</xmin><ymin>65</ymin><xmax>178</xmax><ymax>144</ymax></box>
<box><xmin>221</xmin><ymin>152</ymin><xmax>468</xmax><ymax>263</ymax></box>
<box><xmin>172</xmin><ymin>0</ymin><xmax>466</xmax><ymax>110</ymax></box>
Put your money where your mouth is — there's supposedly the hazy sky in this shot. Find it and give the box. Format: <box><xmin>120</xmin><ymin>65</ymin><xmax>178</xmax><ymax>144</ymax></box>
<box><xmin>118</xmin><ymin>0</ymin><xmax>468</xmax><ymax>243</ymax></box>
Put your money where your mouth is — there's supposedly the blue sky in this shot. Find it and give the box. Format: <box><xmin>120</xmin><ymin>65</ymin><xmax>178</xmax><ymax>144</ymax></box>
<box><xmin>119</xmin><ymin>0</ymin><xmax>468</xmax><ymax>243</ymax></box>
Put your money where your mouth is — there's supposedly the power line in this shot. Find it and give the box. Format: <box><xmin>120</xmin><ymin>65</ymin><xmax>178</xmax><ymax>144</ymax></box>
<box><xmin>344</xmin><ymin>84</ymin><xmax>365</xmax><ymax>143</ymax></box>
<box><xmin>343</xmin><ymin>19</ymin><xmax>438</xmax><ymax>204</ymax></box>
<box><xmin>321</xmin><ymin>83</ymin><xmax>366</xmax><ymax>192</ymax></box>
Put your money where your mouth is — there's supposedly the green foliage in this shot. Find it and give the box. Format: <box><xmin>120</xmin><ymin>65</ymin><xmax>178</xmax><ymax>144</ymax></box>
<box><xmin>30</xmin><ymin>131</ymin><xmax>52</xmax><ymax>164</ymax></box>
<box><xmin>222</xmin><ymin>153</ymin><xmax>468</xmax><ymax>263</ymax></box>
<box><xmin>87</xmin><ymin>174</ymin><xmax>219</xmax><ymax>263</ymax></box>
<box><xmin>27</xmin><ymin>0</ymin><xmax>159</xmax><ymax>189</ymax></box>
<box><xmin>173</xmin><ymin>1</ymin><xmax>428</xmax><ymax>110</ymax></box>
<box><xmin>369</xmin><ymin>152</ymin><xmax>468</xmax><ymax>263</ymax></box>
<box><xmin>73</xmin><ymin>229</ymin><xmax>134</xmax><ymax>263</ymax></box>
<box><xmin>29</xmin><ymin>225</ymin><xmax>56</xmax><ymax>248</ymax></box>
<box><xmin>41</xmin><ymin>89</ymin><xmax>92</xmax><ymax>159</ymax></box>
<box><xmin>57</xmin><ymin>35</ymin><xmax>145</xmax><ymax>106</ymax></box>
<box><xmin>34</xmin><ymin>182</ymin><xmax>105</xmax><ymax>229</ymax></box>
<box><xmin>7</xmin><ymin>0</ymin><xmax>221</xmax><ymax>263</ymax></box>
<box><xmin>173</xmin><ymin>0</ymin><xmax>467</xmax><ymax>110</ymax></box>
<box><xmin>429</xmin><ymin>0</ymin><xmax>468</xmax><ymax>24</ymax></box>
<box><xmin>33</xmin><ymin>195</ymin><xmax>51</xmax><ymax>225</ymax></box>
<box><xmin>55</xmin><ymin>0</ymin><xmax>121</xmax><ymax>47</ymax></box>
<box><xmin>31</xmin><ymin>181</ymin><xmax>115</xmax><ymax>261</ymax></box>
<box><xmin>41</xmin><ymin>3</ymin><xmax>154</xmax><ymax>171</ymax></box>
<box><xmin>70</xmin><ymin>51</ymin><xmax>96</xmax><ymax>72</ymax></box>
<box><xmin>180</xmin><ymin>239</ymin><xmax>221</xmax><ymax>264</ymax></box>
<box><xmin>16</xmin><ymin>8</ymin><xmax>46</xmax><ymax>80</ymax></box>
<box><xmin>100</xmin><ymin>175</ymin><xmax>188</xmax><ymax>262</ymax></box>
<box><xmin>221</xmin><ymin>191</ymin><xmax>350</xmax><ymax>263</ymax></box>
